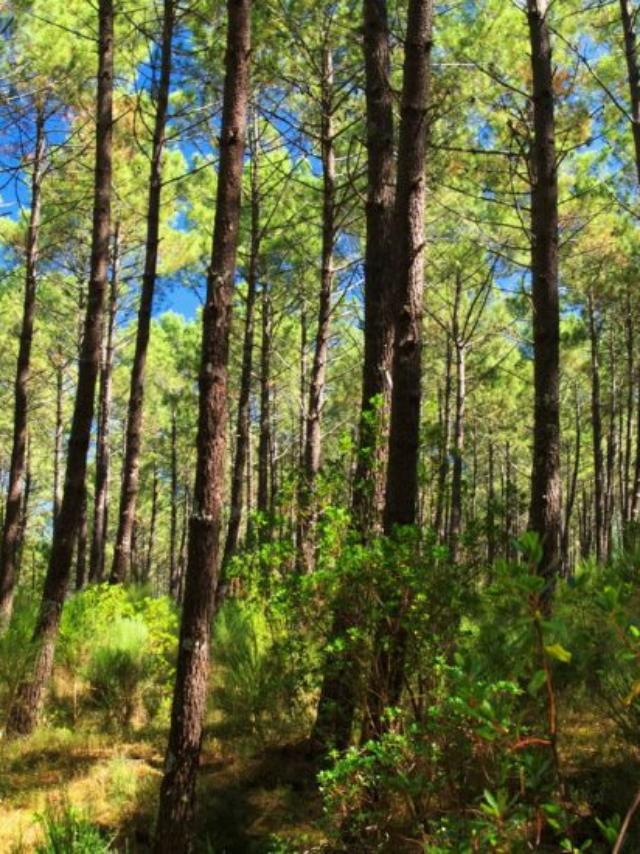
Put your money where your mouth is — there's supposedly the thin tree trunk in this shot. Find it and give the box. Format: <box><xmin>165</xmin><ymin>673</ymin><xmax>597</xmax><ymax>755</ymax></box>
<box><xmin>527</xmin><ymin>0</ymin><xmax>561</xmax><ymax>599</ymax></box>
<box><xmin>298</xmin><ymin>45</ymin><xmax>336</xmax><ymax>574</ymax></box>
<box><xmin>53</xmin><ymin>362</ymin><xmax>64</xmax><ymax>527</ymax></box>
<box><xmin>449</xmin><ymin>272</ymin><xmax>465</xmax><ymax>561</ymax></box>
<box><xmin>257</xmin><ymin>279</ymin><xmax>272</xmax><ymax>533</ymax></box>
<box><xmin>145</xmin><ymin>465</ymin><xmax>159</xmax><ymax>583</ymax></box>
<box><xmin>169</xmin><ymin>409</ymin><xmax>180</xmax><ymax>599</ymax></box>
<box><xmin>0</xmin><ymin>109</ymin><xmax>45</xmax><ymax>629</ymax></box>
<box><xmin>6</xmin><ymin>0</ymin><xmax>113</xmax><ymax>736</ymax></box>
<box><xmin>588</xmin><ymin>292</ymin><xmax>605</xmax><ymax>562</ymax></box>
<box><xmin>561</xmin><ymin>394</ymin><xmax>581</xmax><ymax>575</ymax></box>
<box><xmin>312</xmin><ymin>0</ymin><xmax>396</xmax><ymax>751</ymax></box>
<box><xmin>434</xmin><ymin>338</ymin><xmax>452</xmax><ymax>539</ymax></box>
<box><xmin>154</xmin><ymin>1</ymin><xmax>251</xmax><ymax>846</ymax></box>
<box><xmin>487</xmin><ymin>441</ymin><xmax>496</xmax><ymax>566</ymax></box>
<box><xmin>366</xmin><ymin>0</ymin><xmax>433</xmax><ymax>739</ymax></box>
<box><xmin>90</xmin><ymin>223</ymin><xmax>119</xmax><ymax>582</ymax></box>
<box><xmin>222</xmin><ymin>123</ymin><xmax>260</xmax><ymax>567</ymax></box>
<box><xmin>111</xmin><ymin>0</ymin><xmax>175</xmax><ymax>583</ymax></box>
<box><xmin>605</xmin><ymin>342</ymin><xmax>618</xmax><ymax>560</ymax></box>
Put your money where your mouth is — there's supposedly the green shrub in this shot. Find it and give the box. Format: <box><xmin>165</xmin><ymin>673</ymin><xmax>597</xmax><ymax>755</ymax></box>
<box><xmin>210</xmin><ymin>600</ymin><xmax>309</xmax><ymax>746</ymax></box>
<box><xmin>0</xmin><ymin>593</ymin><xmax>38</xmax><ymax>717</ymax></box>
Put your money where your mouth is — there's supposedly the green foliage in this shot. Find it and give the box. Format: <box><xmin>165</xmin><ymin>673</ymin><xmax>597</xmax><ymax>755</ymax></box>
<box><xmin>210</xmin><ymin>600</ymin><xmax>310</xmax><ymax>747</ymax></box>
<box><xmin>0</xmin><ymin>593</ymin><xmax>38</xmax><ymax>717</ymax></box>
<box><xmin>85</xmin><ymin>618</ymin><xmax>153</xmax><ymax>728</ymax></box>
<box><xmin>36</xmin><ymin>802</ymin><xmax>111</xmax><ymax>853</ymax></box>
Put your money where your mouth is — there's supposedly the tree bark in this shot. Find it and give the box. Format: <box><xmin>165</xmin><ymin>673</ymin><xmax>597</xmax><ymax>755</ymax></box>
<box><xmin>6</xmin><ymin>0</ymin><xmax>113</xmax><ymax>736</ymax></box>
<box><xmin>588</xmin><ymin>292</ymin><xmax>605</xmax><ymax>562</ymax></box>
<box><xmin>448</xmin><ymin>273</ymin><xmax>465</xmax><ymax>562</ymax></box>
<box><xmin>53</xmin><ymin>361</ymin><xmax>64</xmax><ymax>527</ymax></box>
<box><xmin>145</xmin><ymin>464</ymin><xmax>159</xmax><ymax>583</ymax></box>
<box><xmin>0</xmin><ymin>109</ymin><xmax>45</xmax><ymax>629</ymax></box>
<box><xmin>527</xmin><ymin>0</ymin><xmax>561</xmax><ymax>597</ymax></box>
<box><xmin>351</xmin><ymin>0</ymin><xmax>396</xmax><ymax>537</ymax></box>
<box><xmin>154</xmin><ymin>1</ymin><xmax>251</xmax><ymax>847</ymax></box>
<box><xmin>257</xmin><ymin>280</ymin><xmax>272</xmax><ymax>531</ymax></box>
<box><xmin>561</xmin><ymin>393</ymin><xmax>581</xmax><ymax>575</ymax></box>
<box><xmin>222</xmin><ymin>123</ymin><xmax>260</xmax><ymax>567</ymax></box>
<box><xmin>298</xmin><ymin>45</ymin><xmax>336</xmax><ymax>574</ymax></box>
<box><xmin>90</xmin><ymin>223</ymin><xmax>119</xmax><ymax>583</ymax></box>
<box><xmin>75</xmin><ymin>486</ymin><xmax>88</xmax><ymax>591</ymax></box>
<box><xmin>312</xmin><ymin>0</ymin><xmax>396</xmax><ymax>751</ymax></box>
<box><xmin>169</xmin><ymin>409</ymin><xmax>180</xmax><ymax>599</ymax></box>
<box><xmin>620</xmin><ymin>0</ymin><xmax>640</xmax><ymax>184</ymax></box>
<box><xmin>367</xmin><ymin>0</ymin><xmax>433</xmax><ymax>738</ymax></box>
<box><xmin>111</xmin><ymin>0</ymin><xmax>175</xmax><ymax>583</ymax></box>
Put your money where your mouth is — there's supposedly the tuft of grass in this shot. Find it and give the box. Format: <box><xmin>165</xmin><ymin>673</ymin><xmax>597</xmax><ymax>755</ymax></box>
<box><xmin>35</xmin><ymin>800</ymin><xmax>111</xmax><ymax>853</ymax></box>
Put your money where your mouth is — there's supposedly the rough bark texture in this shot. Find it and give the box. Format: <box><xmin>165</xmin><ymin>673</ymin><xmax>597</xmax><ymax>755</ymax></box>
<box><xmin>90</xmin><ymin>224</ymin><xmax>119</xmax><ymax>583</ymax></box>
<box><xmin>6</xmin><ymin>0</ymin><xmax>113</xmax><ymax>735</ymax></box>
<box><xmin>527</xmin><ymin>0</ymin><xmax>561</xmax><ymax>595</ymax></box>
<box><xmin>111</xmin><ymin>0</ymin><xmax>175</xmax><ymax>584</ymax></box>
<box><xmin>0</xmin><ymin>110</ymin><xmax>45</xmax><ymax>629</ymax></box>
<box><xmin>351</xmin><ymin>0</ymin><xmax>396</xmax><ymax>536</ymax></box>
<box><xmin>154</xmin><ymin>1</ymin><xmax>251</xmax><ymax>847</ymax></box>
<box><xmin>367</xmin><ymin>0</ymin><xmax>433</xmax><ymax>737</ymax></box>
<box><xmin>75</xmin><ymin>486</ymin><xmax>88</xmax><ymax>591</ymax></box>
<box><xmin>298</xmin><ymin>46</ymin><xmax>336</xmax><ymax>574</ymax></box>
<box><xmin>222</xmin><ymin>130</ymin><xmax>260</xmax><ymax>567</ymax></box>
<box><xmin>312</xmin><ymin>0</ymin><xmax>396</xmax><ymax>752</ymax></box>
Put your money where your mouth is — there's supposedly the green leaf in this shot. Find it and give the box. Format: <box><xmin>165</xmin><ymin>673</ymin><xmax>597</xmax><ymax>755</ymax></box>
<box><xmin>544</xmin><ymin>643</ymin><xmax>572</xmax><ymax>663</ymax></box>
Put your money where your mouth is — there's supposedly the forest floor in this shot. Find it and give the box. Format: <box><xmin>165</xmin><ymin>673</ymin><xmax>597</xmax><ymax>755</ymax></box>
<box><xmin>0</xmin><ymin>709</ymin><xmax>638</xmax><ymax>852</ymax></box>
<box><xmin>0</xmin><ymin>724</ymin><xmax>324</xmax><ymax>853</ymax></box>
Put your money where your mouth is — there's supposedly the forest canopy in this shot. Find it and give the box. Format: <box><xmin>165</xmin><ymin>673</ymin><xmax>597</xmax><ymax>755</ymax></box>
<box><xmin>1</xmin><ymin>0</ymin><xmax>640</xmax><ymax>851</ymax></box>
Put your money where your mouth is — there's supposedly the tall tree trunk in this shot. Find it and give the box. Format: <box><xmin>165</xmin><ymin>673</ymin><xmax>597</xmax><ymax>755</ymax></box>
<box><xmin>53</xmin><ymin>361</ymin><xmax>64</xmax><ymax>527</ymax></box>
<box><xmin>312</xmin><ymin>0</ymin><xmax>395</xmax><ymax>751</ymax></box>
<box><xmin>561</xmin><ymin>393</ymin><xmax>581</xmax><ymax>575</ymax></box>
<box><xmin>527</xmin><ymin>0</ymin><xmax>561</xmax><ymax>597</ymax></box>
<box><xmin>222</xmin><ymin>124</ymin><xmax>260</xmax><ymax>567</ymax></box>
<box><xmin>605</xmin><ymin>342</ymin><xmax>618</xmax><ymax>560</ymax></box>
<box><xmin>111</xmin><ymin>0</ymin><xmax>175</xmax><ymax>583</ymax></box>
<box><xmin>0</xmin><ymin>109</ymin><xmax>45</xmax><ymax>629</ymax></box>
<box><xmin>6</xmin><ymin>0</ymin><xmax>113</xmax><ymax>736</ymax></box>
<box><xmin>487</xmin><ymin>440</ymin><xmax>496</xmax><ymax>566</ymax></box>
<box><xmin>90</xmin><ymin>223</ymin><xmax>119</xmax><ymax>583</ymax></box>
<box><xmin>154</xmin><ymin>1</ymin><xmax>251</xmax><ymax>846</ymax></box>
<box><xmin>351</xmin><ymin>0</ymin><xmax>396</xmax><ymax>536</ymax></box>
<box><xmin>434</xmin><ymin>339</ymin><xmax>452</xmax><ymax>539</ymax></box>
<box><xmin>588</xmin><ymin>292</ymin><xmax>605</xmax><ymax>562</ymax></box>
<box><xmin>145</xmin><ymin>464</ymin><xmax>159</xmax><ymax>583</ymax></box>
<box><xmin>169</xmin><ymin>409</ymin><xmax>180</xmax><ymax>599</ymax></box>
<box><xmin>449</xmin><ymin>340</ymin><xmax>465</xmax><ymax>562</ymax></box>
<box><xmin>366</xmin><ymin>0</ymin><xmax>433</xmax><ymax>738</ymax></box>
<box><xmin>257</xmin><ymin>280</ymin><xmax>273</xmax><ymax>530</ymax></box>
<box><xmin>448</xmin><ymin>272</ymin><xmax>465</xmax><ymax>561</ymax></box>
<box><xmin>298</xmin><ymin>46</ymin><xmax>336</xmax><ymax>573</ymax></box>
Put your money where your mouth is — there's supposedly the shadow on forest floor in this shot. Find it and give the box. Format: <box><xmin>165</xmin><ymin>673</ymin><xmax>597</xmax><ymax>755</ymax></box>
<box><xmin>1</xmin><ymin>716</ymin><xmax>639</xmax><ymax>853</ymax></box>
